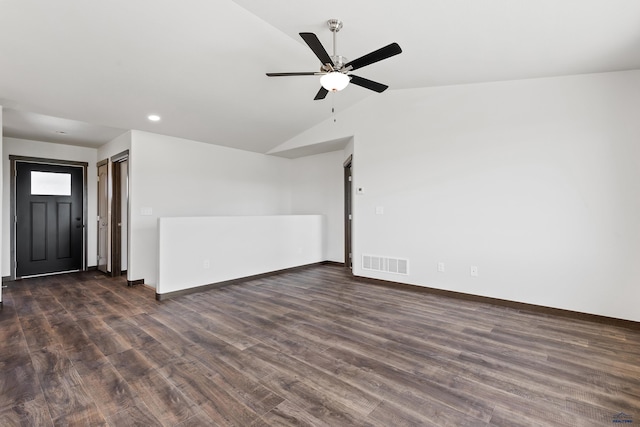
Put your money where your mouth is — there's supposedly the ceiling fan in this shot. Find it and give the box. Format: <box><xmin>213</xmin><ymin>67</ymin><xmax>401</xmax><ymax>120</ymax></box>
<box><xmin>266</xmin><ymin>19</ymin><xmax>402</xmax><ymax>100</ymax></box>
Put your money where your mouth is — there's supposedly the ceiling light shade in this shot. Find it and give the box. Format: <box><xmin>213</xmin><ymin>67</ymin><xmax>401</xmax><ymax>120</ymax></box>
<box><xmin>320</xmin><ymin>72</ymin><xmax>349</xmax><ymax>92</ymax></box>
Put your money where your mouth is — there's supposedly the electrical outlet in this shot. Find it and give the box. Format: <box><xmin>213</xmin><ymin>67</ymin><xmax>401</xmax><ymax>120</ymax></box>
<box><xmin>203</xmin><ymin>259</ymin><xmax>210</xmax><ymax>269</ymax></box>
<box><xmin>437</xmin><ymin>262</ymin><xmax>445</xmax><ymax>272</ymax></box>
<box><xmin>470</xmin><ymin>265</ymin><xmax>478</xmax><ymax>277</ymax></box>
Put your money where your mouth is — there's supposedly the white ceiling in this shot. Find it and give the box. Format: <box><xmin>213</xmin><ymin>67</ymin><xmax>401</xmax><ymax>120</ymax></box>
<box><xmin>1</xmin><ymin>0</ymin><xmax>640</xmax><ymax>153</ymax></box>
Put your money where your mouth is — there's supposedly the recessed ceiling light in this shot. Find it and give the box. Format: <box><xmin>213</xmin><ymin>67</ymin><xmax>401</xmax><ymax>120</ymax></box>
<box><xmin>54</xmin><ymin>130</ymin><xmax>67</xmax><ymax>134</ymax></box>
<box><xmin>148</xmin><ymin>114</ymin><xmax>161</xmax><ymax>122</ymax></box>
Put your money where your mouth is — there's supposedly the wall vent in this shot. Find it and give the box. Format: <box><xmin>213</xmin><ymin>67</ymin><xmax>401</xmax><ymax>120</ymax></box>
<box><xmin>362</xmin><ymin>254</ymin><xmax>409</xmax><ymax>275</ymax></box>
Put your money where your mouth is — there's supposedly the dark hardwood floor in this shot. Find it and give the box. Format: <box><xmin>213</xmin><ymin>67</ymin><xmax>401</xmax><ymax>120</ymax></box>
<box><xmin>1</xmin><ymin>265</ymin><xmax>638</xmax><ymax>426</ymax></box>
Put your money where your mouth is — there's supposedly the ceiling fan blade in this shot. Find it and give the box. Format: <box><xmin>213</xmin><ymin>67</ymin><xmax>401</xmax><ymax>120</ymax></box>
<box><xmin>344</xmin><ymin>43</ymin><xmax>402</xmax><ymax>71</ymax></box>
<box><xmin>314</xmin><ymin>87</ymin><xmax>329</xmax><ymax>100</ymax></box>
<box><xmin>266</xmin><ymin>72</ymin><xmax>321</xmax><ymax>77</ymax></box>
<box><xmin>349</xmin><ymin>75</ymin><xmax>389</xmax><ymax>93</ymax></box>
<box><xmin>300</xmin><ymin>32</ymin><xmax>334</xmax><ymax>66</ymax></box>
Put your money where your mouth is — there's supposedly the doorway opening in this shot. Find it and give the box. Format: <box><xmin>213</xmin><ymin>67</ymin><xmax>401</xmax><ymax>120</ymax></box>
<box><xmin>96</xmin><ymin>151</ymin><xmax>129</xmax><ymax>277</ymax></box>
<box><xmin>97</xmin><ymin>160</ymin><xmax>108</xmax><ymax>273</ymax></box>
<box><xmin>10</xmin><ymin>156</ymin><xmax>88</xmax><ymax>279</ymax></box>
<box><xmin>344</xmin><ymin>155</ymin><xmax>353</xmax><ymax>270</ymax></box>
<box><xmin>111</xmin><ymin>152</ymin><xmax>129</xmax><ymax>277</ymax></box>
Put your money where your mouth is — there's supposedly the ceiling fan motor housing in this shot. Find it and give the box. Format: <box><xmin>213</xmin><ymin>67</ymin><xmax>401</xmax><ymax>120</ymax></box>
<box><xmin>331</xmin><ymin>55</ymin><xmax>348</xmax><ymax>70</ymax></box>
<box><xmin>321</xmin><ymin>55</ymin><xmax>348</xmax><ymax>72</ymax></box>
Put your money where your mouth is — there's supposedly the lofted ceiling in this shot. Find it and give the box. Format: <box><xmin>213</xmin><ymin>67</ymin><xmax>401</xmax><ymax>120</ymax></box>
<box><xmin>1</xmin><ymin>0</ymin><xmax>640</xmax><ymax>153</ymax></box>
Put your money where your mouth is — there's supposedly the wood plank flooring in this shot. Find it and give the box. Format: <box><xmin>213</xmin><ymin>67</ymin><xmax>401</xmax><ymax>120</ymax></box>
<box><xmin>0</xmin><ymin>265</ymin><xmax>638</xmax><ymax>426</ymax></box>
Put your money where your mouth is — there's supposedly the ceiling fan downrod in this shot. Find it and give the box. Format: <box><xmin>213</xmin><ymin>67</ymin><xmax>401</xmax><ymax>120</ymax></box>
<box><xmin>327</xmin><ymin>19</ymin><xmax>347</xmax><ymax>70</ymax></box>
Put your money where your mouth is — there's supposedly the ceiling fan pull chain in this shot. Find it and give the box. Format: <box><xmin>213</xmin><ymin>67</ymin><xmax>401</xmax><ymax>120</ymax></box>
<box><xmin>332</xmin><ymin>93</ymin><xmax>337</xmax><ymax>123</ymax></box>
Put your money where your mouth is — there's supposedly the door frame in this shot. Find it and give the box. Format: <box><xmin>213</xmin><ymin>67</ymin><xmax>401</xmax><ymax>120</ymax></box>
<box><xmin>96</xmin><ymin>151</ymin><xmax>129</xmax><ymax>277</ymax></box>
<box><xmin>343</xmin><ymin>155</ymin><xmax>353</xmax><ymax>270</ymax></box>
<box><xmin>10</xmin><ymin>156</ymin><xmax>88</xmax><ymax>280</ymax></box>
<box><xmin>110</xmin><ymin>150</ymin><xmax>129</xmax><ymax>277</ymax></box>
<box><xmin>96</xmin><ymin>159</ymin><xmax>109</xmax><ymax>273</ymax></box>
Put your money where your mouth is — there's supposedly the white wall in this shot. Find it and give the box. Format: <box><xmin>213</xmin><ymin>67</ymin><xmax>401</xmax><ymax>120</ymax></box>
<box><xmin>158</xmin><ymin>215</ymin><xmax>324</xmax><ymax>295</ymax></box>
<box><xmin>274</xmin><ymin>70</ymin><xmax>640</xmax><ymax>322</ymax></box>
<box><xmin>128</xmin><ymin>130</ymin><xmax>293</xmax><ymax>287</ymax></box>
<box><xmin>97</xmin><ymin>131</ymin><xmax>131</xmax><ymax>162</ymax></box>
<box><xmin>2</xmin><ymin>137</ymin><xmax>98</xmax><ymax>275</ymax></box>
<box><xmin>290</xmin><ymin>150</ymin><xmax>346</xmax><ymax>262</ymax></box>
<box><xmin>0</xmin><ymin>129</ymin><xmax>345</xmax><ymax>289</ymax></box>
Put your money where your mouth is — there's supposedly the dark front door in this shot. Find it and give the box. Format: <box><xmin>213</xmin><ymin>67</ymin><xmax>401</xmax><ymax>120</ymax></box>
<box><xmin>16</xmin><ymin>162</ymin><xmax>84</xmax><ymax>277</ymax></box>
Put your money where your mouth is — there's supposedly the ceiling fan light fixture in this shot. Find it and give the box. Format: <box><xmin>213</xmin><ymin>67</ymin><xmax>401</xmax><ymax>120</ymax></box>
<box><xmin>320</xmin><ymin>72</ymin><xmax>349</xmax><ymax>92</ymax></box>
